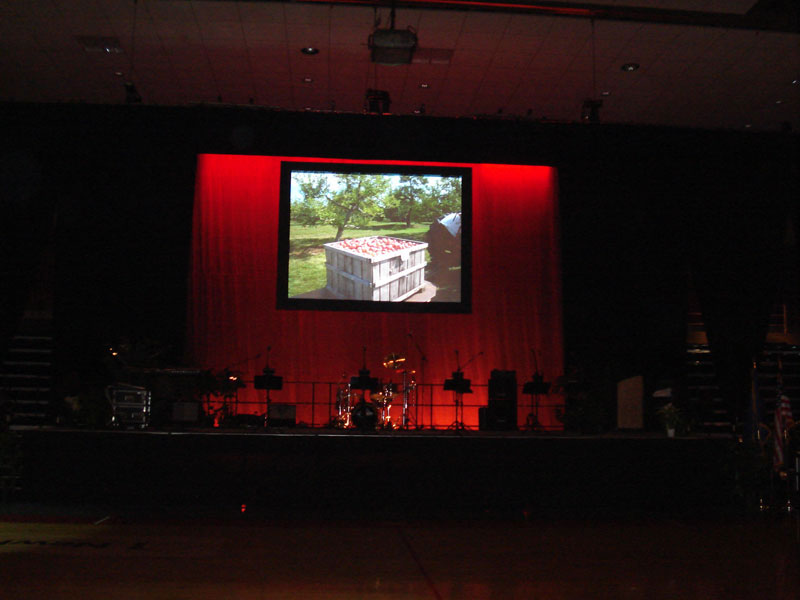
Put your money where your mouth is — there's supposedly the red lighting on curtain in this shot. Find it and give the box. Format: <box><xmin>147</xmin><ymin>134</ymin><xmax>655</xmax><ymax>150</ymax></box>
<box><xmin>188</xmin><ymin>155</ymin><xmax>563</xmax><ymax>429</ymax></box>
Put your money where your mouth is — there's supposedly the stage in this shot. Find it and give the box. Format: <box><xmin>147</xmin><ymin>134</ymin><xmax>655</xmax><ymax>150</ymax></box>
<box><xmin>10</xmin><ymin>427</ymin><xmax>748</xmax><ymax>519</ymax></box>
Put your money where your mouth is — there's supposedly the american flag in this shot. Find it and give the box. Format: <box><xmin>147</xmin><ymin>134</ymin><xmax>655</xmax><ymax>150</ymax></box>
<box><xmin>773</xmin><ymin>392</ymin><xmax>794</xmax><ymax>470</ymax></box>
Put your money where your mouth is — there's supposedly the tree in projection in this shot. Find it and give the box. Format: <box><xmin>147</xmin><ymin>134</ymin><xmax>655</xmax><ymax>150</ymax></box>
<box><xmin>292</xmin><ymin>173</ymin><xmax>390</xmax><ymax>240</ymax></box>
<box><xmin>424</xmin><ymin>176</ymin><xmax>462</xmax><ymax>222</ymax></box>
<box><xmin>384</xmin><ymin>175</ymin><xmax>429</xmax><ymax>227</ymax></box>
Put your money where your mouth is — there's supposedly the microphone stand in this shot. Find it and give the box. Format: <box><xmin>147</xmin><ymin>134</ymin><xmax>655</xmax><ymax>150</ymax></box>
<box><xmin>408</xmin><ymin>330</ymin><xmax>427</xmax><ymax>429</ymax></box>
<box><xmin>522</xmin><ymin>348</ymin><xmax>550</xmax><ymax>431</ymax></box>
<box><xmin>254</xmin><ymin>346</ymin><xmax>283</xmax><ymax>427</ymax></box>
<box><xmin>444</xmin><ymin>350</ymin><xmax>478</xmax><ymax>430</ymax></box>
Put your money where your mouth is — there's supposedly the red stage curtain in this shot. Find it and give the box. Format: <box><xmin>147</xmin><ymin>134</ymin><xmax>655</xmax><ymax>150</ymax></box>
<box><xmin>188</xmin><ymin>155</ymin><xmax>563</xmax><ymax>429</ymax></box>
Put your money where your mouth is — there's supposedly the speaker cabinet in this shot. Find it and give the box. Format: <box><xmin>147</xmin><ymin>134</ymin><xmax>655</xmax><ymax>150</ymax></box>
<box><xmin>483</xmin><ymin>370</ymin><xmax>518</xmax><ymax>430</ymax></box>
<box><xmin>489</xmin><ymin>369</ymin><xmax>517</xmax><ymax>402</ymax></box>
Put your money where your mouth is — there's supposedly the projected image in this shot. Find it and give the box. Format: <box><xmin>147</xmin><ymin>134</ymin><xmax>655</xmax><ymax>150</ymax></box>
<box><xmin>278</xmin><ymin>162</ymin><xmax>471</xmax><ymax>311</ymax></box>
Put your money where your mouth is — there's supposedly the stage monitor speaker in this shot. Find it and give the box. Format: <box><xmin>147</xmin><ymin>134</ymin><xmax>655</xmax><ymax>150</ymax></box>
<box><xmin>617</xmin><ymin>375</ymin><xmax>643</xmax><ymax>429</ymax></box>
<box><xmin>485</xmin><ymin>370</ymin><xmax>517</xmax><ymax>429</ymax></box>
<box><xmin>268</xmin><ymin>403</ymin><xmax>296</xmax><ymax>427</ymax></box>
<box><xmin>479</xmin><ymin>404</ymin><xmax>517</xmax><ymax>431</ymax></box>
<box><xmin>489</xmin><ymin>370</ymin><xmax>517</xmax><ymax>401</ymax></box>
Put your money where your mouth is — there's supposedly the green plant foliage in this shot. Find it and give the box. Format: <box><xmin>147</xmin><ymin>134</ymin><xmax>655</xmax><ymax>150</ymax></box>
<box><xmin>292</xmin><ymin>173</ymin><xmax>390</xmax><ymax>240</ymax></box>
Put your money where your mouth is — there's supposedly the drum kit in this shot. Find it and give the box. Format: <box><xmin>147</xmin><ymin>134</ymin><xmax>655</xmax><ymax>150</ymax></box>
<box><xmin>332</xmin><ymin>352</ymin><xmax>417</xmax><ymax>430</ymax></box>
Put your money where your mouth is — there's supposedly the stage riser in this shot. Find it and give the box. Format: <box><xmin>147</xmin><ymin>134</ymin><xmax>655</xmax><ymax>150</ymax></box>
<box><xmin>17</xmin><ymin>431</ymin><xmax>740</xmax><ymax>515</ymax></box>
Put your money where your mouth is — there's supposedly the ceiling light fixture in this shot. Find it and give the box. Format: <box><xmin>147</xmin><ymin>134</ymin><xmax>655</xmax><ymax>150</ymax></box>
<box><xmin>76</xmin><ymin>36</ymin><xmax>124</xmax><ymax>53</ymax></box>
<box><xmin>581</xmin><ymin>19</ymin><xmax>602</xmax><ymax>123</ymax></box>
<box><xmin>365</xmin><ymin>89</ymin><xmax>391</xmax><ymax>114</ymax></box>
<box><xmin>581</xmin><ymin>99</ymin><xmax>602</xmax><ymax>123</ymax></box>
<box><xmin>621</xmin><ymin>63</ymin><xmax>640</xmax><ymax>72</ymax></box>
<box><xmin>301</xmin><ymin>47</ymin><xmax>319</xmax><ymax>55</ymax></box>
<box><xmin>124</xmin><ymin>81</ymin><xmax>142</xmax><ymax>104</ymax></box>
<box><xmin>123</xmin><ymin>0</ymin><xmax>141</xmax><ymax>104</ymax></box>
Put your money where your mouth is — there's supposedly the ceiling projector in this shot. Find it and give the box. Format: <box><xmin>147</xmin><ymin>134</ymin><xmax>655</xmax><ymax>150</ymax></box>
<box><xmin>369</xmin><ymin>27</ymin><xmax>418</xmax><ymax>65</ymax></box>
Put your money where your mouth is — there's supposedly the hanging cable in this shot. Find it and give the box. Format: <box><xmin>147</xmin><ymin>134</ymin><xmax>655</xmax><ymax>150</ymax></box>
<box><xmin>124</xmin><ymin>0</ymin><xmax>141</xmax><ymax>103</ymax></box>
<box><xmin>590</xmin><ymin>18</ymin><xmax>597</xmax><ymax>100</ymax></box>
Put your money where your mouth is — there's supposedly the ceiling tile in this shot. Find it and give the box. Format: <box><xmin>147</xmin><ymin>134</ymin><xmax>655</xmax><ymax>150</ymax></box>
<box><xmin>0</xmin><ymin>1</ymin><xmax>797</xmax><ymax>131</ymax></box>
<box><xmin>191</xmin><ymin>0</ymin><xmax>241</xmax><ymax>23</ymax></box>
<box><xmin>462</xmin><ymin>12</ymin><xmax>511</xmax><ymax>35</ymax></box>
<box><xmin>144</xmin><ymin>1</ymin><xmax>195</xmax><ymax>23</ymax></box>
<box><xmin>237</xmin><ymin>1</ymin><xmax>286</xmax><ymax>23</ymax></box>
<box><xmin>283</xmin><ymin>4</ymin><xmax>331</xmax><ymax>26</ymax></box>
<box><xmin>330</xmin><ymin>26</ymin><xmax>368</xmax><ymax>48</ymax></box>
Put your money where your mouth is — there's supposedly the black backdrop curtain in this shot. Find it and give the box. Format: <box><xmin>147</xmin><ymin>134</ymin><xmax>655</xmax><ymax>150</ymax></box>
<box><xmin>687</xmin><ymin>140</ymin><xmax>797</xmax><ymax>430</ymax></box>
<box><xmin>1</xmin><ymin>103</ymin><xmax>796</xmax><ymax>430</ymax></box>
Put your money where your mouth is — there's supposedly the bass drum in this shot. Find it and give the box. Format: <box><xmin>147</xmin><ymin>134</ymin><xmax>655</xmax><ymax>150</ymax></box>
<box><xmin>350</xmin><ymin>400</ymin><xmax>378</xmax><ymax>431</ymax></box>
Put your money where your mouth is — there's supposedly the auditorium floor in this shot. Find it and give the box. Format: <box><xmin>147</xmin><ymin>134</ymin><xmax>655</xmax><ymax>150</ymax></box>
<box><xmin>1</xmin><ymin>506</ymin><xmax>798</xmax><ymax>599</ymax></box>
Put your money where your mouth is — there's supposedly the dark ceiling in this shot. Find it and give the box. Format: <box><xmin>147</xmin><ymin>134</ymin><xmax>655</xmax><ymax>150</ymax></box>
<box><xmin>1</xmin><ymin>0</ymin><xmax>798</xmax><ymax>131</ymax></box>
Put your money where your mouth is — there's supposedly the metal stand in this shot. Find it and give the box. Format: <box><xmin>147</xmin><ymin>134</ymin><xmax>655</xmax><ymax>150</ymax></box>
<box><xmin>400</xmin><ymin>369</ymin><xmax>417</xmax><ymax>429</ymax></box>
<box><xmin>254</xmin><ymin>347</ymin><xmax>282</xmax><ymax>427</ymax></box>
<box><xmin>522</xmin><ymin>376</ymin><xmax>549</xmax><ymax>430</ymax></box>
<box><xmin>408</xmin><ymin>331</ymin><xmax>427</xmax><ymax>429</ymax></box>
<box><xmin>444</xmin><ymin>350</ymin><xmax>479</xmax><ymax>430</ymax></box>
<box><xmin>522</xmin><ymin>350</ymin><xmax>550</xmax><ymax>431</ymax></box>
<box><xmin>447</xmin><ymin>388</ymin><xmax>468</xmax><ymax>430</ymax></box>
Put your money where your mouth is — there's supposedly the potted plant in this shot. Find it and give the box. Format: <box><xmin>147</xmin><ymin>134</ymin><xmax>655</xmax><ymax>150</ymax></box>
<box><xmin>656</xmin><ymin>402</ymin><xmax>682</xmax><ymax>437</ymax></box>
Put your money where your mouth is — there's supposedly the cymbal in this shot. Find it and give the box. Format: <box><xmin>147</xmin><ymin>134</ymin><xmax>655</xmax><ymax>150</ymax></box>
<box><xmin>382</xmin><ymin>353</ymin><xmax>406</xmax><ymax>369</ymax></box>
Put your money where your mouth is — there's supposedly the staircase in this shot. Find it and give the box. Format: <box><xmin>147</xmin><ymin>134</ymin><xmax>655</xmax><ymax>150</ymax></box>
<box><xmin>756</xmin><ymin>344</ymin><xmax>800</xmax><ymax>427</ymax></box>
<box><xmin>686</xmin><ymin>343</ymin><xmax>799</xmax><ymax>434</ymax></box>
<box><xmin>1</xmin><ymin>323</ymin><xmax>54</xmax><ymax>427</ymax></box>
<box><xmin>1</xmin><ymin>237</ymin><xmax>55</xmax><ymax>428</ymax></box>
<box><xmin>685</xmin><ymin>344</ymin><xmax>731</xmax><ymax>434</ymax></box>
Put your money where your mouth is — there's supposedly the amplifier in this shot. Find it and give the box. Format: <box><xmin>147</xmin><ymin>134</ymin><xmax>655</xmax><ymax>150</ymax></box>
<box><xmin>107</xmin><ymin>385</ymin><xmax>151</xmax><ymax>429</ymax></box>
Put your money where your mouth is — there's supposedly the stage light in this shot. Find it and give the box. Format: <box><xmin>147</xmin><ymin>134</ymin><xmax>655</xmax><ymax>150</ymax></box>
<box><xmin>581</xmin><ymin>99</ymin><xmax>602</xmax><ymax>123</ymax></box>
<box><xmin>300</xmin><ymin>47</ymin><xmax>319</xmax><ymax>55</ymax></box>
<box><xmin>124</xmin><ymin>81</ymin><xmax>141</xmax><ymax>104</ymax></box>
<box><xmin>365</xmin><ymin>89</ymin><xmax>391</xmax><ymax>114</ymax></box>
<box><xmin>621</xmin><ymin>63</ymin><xmax>639</xmax><ymax>72</ymax></box>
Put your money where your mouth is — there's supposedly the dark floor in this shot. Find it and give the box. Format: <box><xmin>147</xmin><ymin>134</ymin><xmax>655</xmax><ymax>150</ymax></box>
<box><xmin>1</xmin><ymin>505</ymin><xmax>799</xmax><ymax>599</ymax></box>
<box><xmin>4</xmin><ymin>429</ymin><xmax>799</xmax><ymax>598</ymax></box>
